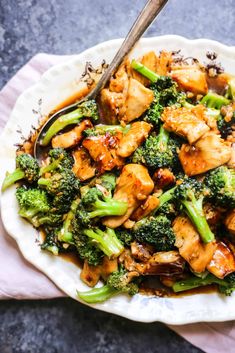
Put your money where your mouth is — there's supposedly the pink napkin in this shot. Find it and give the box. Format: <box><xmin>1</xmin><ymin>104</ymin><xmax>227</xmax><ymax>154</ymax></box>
<box><xmin>1</xmin><ymin>53</ymin><xmax>235</xmax><ymax>353</ymax></box>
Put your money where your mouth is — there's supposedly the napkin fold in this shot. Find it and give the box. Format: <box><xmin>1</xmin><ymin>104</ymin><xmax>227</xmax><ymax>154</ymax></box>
<box><xmin>0</xmin><ymin>53</ymin><xmax>234</xmax><ymax>353</ymax></box>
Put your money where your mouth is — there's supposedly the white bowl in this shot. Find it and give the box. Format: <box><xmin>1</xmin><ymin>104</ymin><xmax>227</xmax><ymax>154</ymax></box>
<box><xmin>1</xmin><ymin>35</ymin><xmax>235</xmax><ymax>324</ymax></box>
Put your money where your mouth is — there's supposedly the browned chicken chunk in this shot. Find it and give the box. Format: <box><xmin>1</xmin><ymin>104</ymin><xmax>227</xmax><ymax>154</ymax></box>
<box><xmin>162</xmin><ymin>105</ymin><xmax>210</xmax><ymax>144</ymax></box>
<box><xmin>142</xmin><ymin>251</ymin><xmax>185</xmax><ymax>276</ymax></box>
<box><xmin>80</xmin><ymin>260</ymin><xmax>101</xmax><ymax>287</ymax></box>
<box><xmin>131</xmin><ymin>241</ymin><xmax>153</xmax><ymax>262</ymax></box>
<box><xmin>123</xmin><ymin>78</ymin><xmax>154</xmax><ymax>123</ymax></box>
<box><xmin>152</xmin><ymin>168</ymin><xmax>176</xmax><ymax>189</ymax></box>
<box><xmin>99</xmin><ymin>62</ymin><xmax>129</xmax><ymax>124</ymax></box>
<box><xmin>100</xmin><ymin>257</ymin><xmax>118</xmax><ymax>280</ymax></box>
<box><xmin>103</xmin><ymin>164</ymin><xmax>154</xmax><ymax>228</ymax></box>
<box><xmin>83</xmin><ymin>135</ymin><xmax>116</xmax><ymax>173</ymax></box>
<box><xmin>225</xmin><ymin>209</ymin><xmax>235</xmax><ymax>235</ymax></box>
<box><xmin>207</xmin><ymin>241</ymin><xmax>235</xmax><ymax>279</ymax></box>
<box><xmin>179</xmin><ymin>132</ymin><xmax>232</xmax><ymax>176</ymax></box>
<box><xmin>171</xmin><ymin>66</ymin><xmax>208</xmax><ymax>95</ymax></box>
<box><xmin>173</xmin><ymin>216</ymin><xmax>216</xmax><ymax>273</ymax></box>
<box><xmin>156</xmin><ymin>51</ymin><xmax>173</xmax><ymax>76</ymax></box>
<box><xmin>72</xmin><ymin>147</ymin><xmax>96</xmax><ymax>181</ymax></box>
<box><xmin>117</xmin><ymin>121</ymin><xmax>152</xmax><ymax>158</ymax></box>
<box><xmin>130</xmin><ymin>195</ymin><xmax>159</xmax><ymax>221</ymax></box>
<box><xmin>51</xmin><ymin>119</ymin><xmax>92</xmax><ymax>149</ymax></box>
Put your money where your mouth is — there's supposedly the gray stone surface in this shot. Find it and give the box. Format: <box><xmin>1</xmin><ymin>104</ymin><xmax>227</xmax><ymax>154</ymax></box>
<box><xmin>0</xmin><ymin>298</ymin><xmax>203</xmax><ymax>353</ymax></box>
<box><xmin>1</xmin><ymin>0</ymin><xmax>234</xmax><ymax>352</ymax></box>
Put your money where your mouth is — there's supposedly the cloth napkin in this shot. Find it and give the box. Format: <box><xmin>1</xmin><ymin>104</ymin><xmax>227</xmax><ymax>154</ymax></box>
<box><xmin>0</xmin><ymin>53</ymin><xmax>235</xmax><ymax>353</ymax></box>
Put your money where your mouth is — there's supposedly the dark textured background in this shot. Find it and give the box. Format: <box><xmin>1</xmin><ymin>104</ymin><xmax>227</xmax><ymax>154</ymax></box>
<box><xmin>0</xmin><ymin>0</ymin><xmax>234</xmax><ymax>352</ymax></box>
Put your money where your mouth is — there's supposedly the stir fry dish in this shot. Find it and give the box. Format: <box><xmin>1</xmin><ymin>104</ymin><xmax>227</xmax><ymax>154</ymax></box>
<box><xmin>2</xmin><ymin>50</ymin><xmax>235</xmax><ymax>303</ymax></box>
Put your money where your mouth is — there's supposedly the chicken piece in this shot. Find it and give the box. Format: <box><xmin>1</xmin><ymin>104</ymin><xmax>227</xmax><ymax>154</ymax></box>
<box><xmin>206</xmin><ymin>73</ymin><xmax>230</xmax><ymax>96</ymax></box>
<box><xmin>103</xmin><ymin>164</ymin><xmax>154</xmax><ymax>228</ymax></box>
<box><xmin>80</xmin><ymin>260</ymin><xmax>101</xmax><ymax>287</ymax></box>
<box><xmin>99</xmin><ymin>61</ymin><xmax>129</xmax><ymax>124</ymax></box>
<box><xmin>131</xmin><ymin>241</ymin><xmax>154</xmax><ymax>262</ymax></box>
<box><xmin>179</xmin><ymin>132</ymin><xmax>232</xmax><ymax>176</ymax></box>
<box><xmin>100</xmin><ymin>257</ymin><xmax>118</xmax><ymax>280</ymax></box>
<box><xmin>162</xmin><ymin>105</ymin><xmax>210</xmax><ymax>144</ymax></box>
<box><xmin>156</xmin><ymin>51</ymin><xmax>173</xmax><ymax>76</ymax></box>
<box><xmin>117</xmin><ymin>121</ymin><xmax>152</xmax><ymax>158</ymax></box>
<box><xmin>142</xmin><ymin>251</ymin><xmax>185</xmax><ymax>276</ymax></box>
<box><xmin>130</xmin><ymin>51</ymin><xmax>158</xmax><ymax>86</ymax></box>
<box><xmin>228</xmin><ymin>144</ymin><xmax>235</xmax><ymax>169</ymax></box>
<box><xmin>82</xmin><ymin>135</ymin><xmax>116</xmax><ymax>173</ymax></box>
<box><xmin>72</xmin><ymin>147</ymin><xmax>96</xmax><ymax>181</ymax></box>
<box><xmin>130</xmin><ymin>195</ymin><xmax>159</xmax><ymax>221</ymax></box>
<box><xmin>152</xmin><ymin>168</ymin><xmax>176</xmax><ymax>189</ymax></box>
<box><xmin>207</xmin><ymin>241</ymin><xmax>235</xmax><ymax>279</ymax></box>
<box><xmin>203</xmin><ymin>203</ymin><xmax>223</xmax><ymax>228</ymax></box>
<box><xmin>171</xmin><ymin>66</ymin><xmax>208</xmax><ymax>95</ymax></box>
<box><xmin>51</xmin><ymin>119</ymin><xmax>92</xmax><ymax>149</ymax></box>
<box><xmin>225</xmin><ymin>209</ymin><xmax>235</xmax><ymax>235</ymax></box>
<box><xmin>123</xmin><ymin>78</ymin><xmax>154</xmax><ymax>123</ymax></box>
<box><xmin>108</xmin><ymin>131</ymin><xmax>125</xmax><ymax>169</ymax></box>
<box><xmin>173</xmin><ymin>216</ymin><xmax>216</xmax><ymax>273</ymax></box>
<box><xmin>119</xmin><ymin>249</ymin><xmax>146</xmax><ymax>273</ymax></box>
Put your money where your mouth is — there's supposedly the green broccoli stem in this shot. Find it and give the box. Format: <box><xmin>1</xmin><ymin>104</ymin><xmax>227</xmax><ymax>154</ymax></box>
<box><xmin>89</xmin><ymin>198</ymin><xmax>128</xmax><ymax>218</ymax></box>
<box><xmin>18</xmin><ymin>207</ymin><xmax>39</xmax><ymax>220</ymax></box>
<box><xmin>41</xmin><ymin>108</ymin><xmax>84</xmax><ymax>146</ymax></box>
<box><xmin>58</xmin><ymin>198</ymin><xmax>80</xmax><ymax>243</ymax></box>
<box><xmin>39</xmin><ymin>156</ymin><xmax>63</xmax><ymax>176</ymax></box>
<box><xmin>37</xmin><ymin>178</ymin><xmax>50</xmax><ymax>187</ymax></box>
<box><xmin>131</xmin><ymin>60</ymin><xmax>160</xmax><ymax>82</ymax></box>
<box><xmin>182</xmin><ymin>198</ymin><xmax>215</xmax><ymax>243</ymax></box>
<box><xmin>83</xmin><ymin>228</ymin><xmax>124</xmax><ymax>258</ymax></box>
<box><xmin>158</xmin><ymin>124</ymin><xmax>169</xmax><ymax>149</ymax></box>
<box><xmin>43</xmin><ymin>244</ymin><xmax>59</xmax><ymax>256</ymax></box>
<box><xmin>152</xmin><ymin>186</ymin><xmax>176</xmax><ymax>215</ymax></box>
<box><xmin>95</xmin><ymin>124</ymin><xmax>131</xmax><ymax>134</ymax></box>
<box><xmin>173</xmin><ymin>274</ymin><xmax>227</xmax><ymax>293</ymax></box>
<box><xmin>77</xmin><ymin>284</ymin><xmax>119</xmax><ymax>303</ymax></box>
<box><xmin>200</xmin><ymin>92</ymin><xmax>230</xmax><ymax>109</ymax></box>
<box><xmin>2</xmin><ymin>169</ymin><xmax>25</xmax><ymax>191</ymax></box>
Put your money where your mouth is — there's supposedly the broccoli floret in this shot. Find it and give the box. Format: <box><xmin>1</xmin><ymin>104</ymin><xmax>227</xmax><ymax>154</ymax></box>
<box><xmin>2</xmin><ymin>154</ymin><xmax>40</xmax><ymax>191</ymax></box>
<box><xmin>83</xmin><ymin>124</ymin><xmax>130</xmax><ymax>137</ymax></box>
<box><xmin>200</xmin><ymin>92</ymin><xmax>235</xmax><ymax>138</ymax></box>
<box><xmin>72</xmin><ymin>229</ymin><xmax>104</xmax><ymax>266</ymax></box>
<box><xmin>38</xmin><ymin>168</ymin><xmax>80</xmax><ymax>213</ymax></box>
<box><xmin>200</xmin><ymin>92</ymin><xmax>230</xmax><ymax>109</ymax></box>
<box><xmin>57</xmin><ymin>198</ymin><xmax>80</xmax><ymax>243</ymax></box>
<box><xmin>81</xmin><ymin>186</ymin><xmax>128</xmax><ymax>218</ymax></box>
<box><xmin>204</xmin><ymin>166</ymin><xmax>235</xmax><ymax>208</ymax></box>
<box><xmin>217</xmin><ymin>110</ymin><xmax>235</xmax><ymax>138</ymax></box>
<box><xmin>173</xmin><ymin>272</ymin><xmax>235</xmax><ymax>296</ymax></box>
<box><xmin>130</xmin><ymin>146</ymin><xmax>146</xmax><ymax>165</ymax></box>
<box><xmin>82</xmin><ymin>227</ymin><xmax>124</xmax><ymax>258</ymax></box>
<box><xmin>41</xmin><ymin>99</ymin><xmax>99</xmax><ymax>146</ymax></box>
<box><xmin>15</xmin><ymin>186</ymin><xmax>50</xmax><ymax>226</ymax></box>
<box><xmin>107</xmin><ymin>267</ymin><xmax>139</xmax><ymax>295</ymax></box>
<box><xmin>33</xmin><ymin>213</ymin><xmax>63</xmax><ymax>228</ymax></box>
<box><xmin>131</xmin><ymin>60</ymin><xmax>183</xmax><ymax>127</ymax></box>
<box><xmin>218</xmin><ymin>273</ymin><xmax>235</xmax><ymax>296</ymax></box>
<box><xmin>134</xmin><ymin>126</ymin><xmax>181</xmax><ymax>170</ymax></box>
<box><xmin>41</xmin><ymin>227</ymin><xmax>60</xmax><ymax>256</ymax></box>
<box><xmin>99</xmin><ymin>173</ymin><xmax>117</xmax><ymax>194</ymax></box>
<box><xmin>133</xmin><ymin>214</ymin><xmax>175</xmax><ymax>251</ymax></box>
<box><xmin>77</xmin><ymin>267</ymin><xmax>139</xmax><ymax>303</ymax></box>
<box><xmin>40</xmin><ymin>148</ymin><xmax>74</xmax><ymax>176</ymax></box>
<box><xmin>174</xmin><ymin>178</ymin><xmax>215</xmax><ymax>243</ymax></box>
<box><xmin>116</xmin><ymin>228</ymin><xmax>134</xmax><ymax>246</ymax></box>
